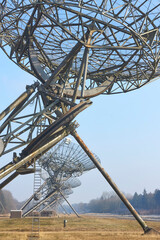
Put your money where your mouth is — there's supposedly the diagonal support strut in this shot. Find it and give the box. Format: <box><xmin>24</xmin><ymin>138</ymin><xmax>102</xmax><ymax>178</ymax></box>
<box><xmin>72</xmin><ymin>130</ymin><xmax>158</xmax><ymax>234</ymax></box>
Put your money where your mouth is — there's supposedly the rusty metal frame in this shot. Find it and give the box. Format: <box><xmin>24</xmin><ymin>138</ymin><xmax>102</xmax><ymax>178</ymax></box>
<box><xmin>0</xmin><ymin>0</ymin><xmax>160</xmax><ymax>234</ymax></box>
<box><xmin>0</xmin><ymin>99</ymin><xmax>91</xmax><ymax>180</ymax></box>
<box><xmin>72</xmin><ymin>130</ymin><xmax>151</xmax><ymax>233</ymax></box>
<box><xmin>1</xmin><ymin>1</ymin><xmax>159</xmax><ymax>99</ymax></box>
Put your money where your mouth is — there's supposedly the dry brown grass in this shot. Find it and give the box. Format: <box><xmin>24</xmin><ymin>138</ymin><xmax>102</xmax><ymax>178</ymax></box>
<box><xmin>0</xmin><ymin>215</ymin><xmax>160</xmax><ymax>240</ymax></box>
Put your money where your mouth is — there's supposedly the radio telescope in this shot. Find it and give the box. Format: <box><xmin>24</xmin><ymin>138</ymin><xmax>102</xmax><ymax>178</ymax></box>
<box><xmin>0</xmin><ymin>0</ymin><xmax>160</xmax><ymax>234</ymax></box>
<box><xmin>22</xmin><ymin>176</ymin><xmax>81</xmax><ymax>217</ymax></box>
<box><xmin>0</xmin><ymin>1</ymin><xmax>160</xmax><ymax>99</ymax></box>
<box><xmin>22</xmin><ymin>138</ymin><xmax>98</xmax><ymax>216</ymax></box>
<box><xmin>38</xmin><ymin>137</ymin><xmax>100</xmax><ymax>178</ymax></box>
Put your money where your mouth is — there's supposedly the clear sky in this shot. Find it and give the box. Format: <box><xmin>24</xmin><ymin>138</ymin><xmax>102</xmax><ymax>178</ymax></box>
<box><xmin>0</xmin><ymin>48</ymin><xmax>160</xmax><ymax>204</ymax></box>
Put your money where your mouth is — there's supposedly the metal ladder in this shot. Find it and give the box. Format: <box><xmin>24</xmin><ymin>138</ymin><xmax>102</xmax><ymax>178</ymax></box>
<box><xmin>32</xmin><ymin>161</ymin><xmax>41</xmax><ymax>237</ymax></box>
<box><xmin>28</xmin><ymin>161</ymin><xmax>41</xmax><ymax>240</ymax></box>
<box><xmin>29</xmin><ymin>118</ymin><xmax>45</xmax><ymax>239</ymax></box>
<box><xmin>0</xmin><ymin>201</ymin><xmax>5</xmax><ymax>214</ymax></box>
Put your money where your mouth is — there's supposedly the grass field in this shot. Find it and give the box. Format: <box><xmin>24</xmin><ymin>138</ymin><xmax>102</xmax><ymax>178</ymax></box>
<box><xmin>0</xmin><ymin>215</ymin><xmax>160</xmax><ymax>240</ymax></box>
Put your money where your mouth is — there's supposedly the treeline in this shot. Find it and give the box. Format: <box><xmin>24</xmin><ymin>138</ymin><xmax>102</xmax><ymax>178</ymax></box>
<box><xmin>130</xmin><ymin>189</ymin><xmax>160</xmax><ymax>214</ymax></box>
<box><xmin>0</xmin><ymin>190</ymin><xmax>22</xmax><ymax>213</ymax></box>
<box><xmin>64</xmin><ymin>189</ymin><xmax>160</xmax><ymax>215</ymax></box>
<box><xmin>1</xmin><ymin>188</ymin><xmax>160</xmax><ymax>215</ymax></box>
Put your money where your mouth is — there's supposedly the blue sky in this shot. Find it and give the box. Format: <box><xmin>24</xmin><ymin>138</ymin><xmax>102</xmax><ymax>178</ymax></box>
<box><xmin>0</xmin><ymin>48</ymin><xmax>160</xmax><ymax>204</ymax></box>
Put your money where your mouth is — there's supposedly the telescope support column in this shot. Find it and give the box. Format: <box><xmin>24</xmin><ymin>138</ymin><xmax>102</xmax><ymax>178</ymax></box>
<box><xmin>72</xmin><ymin>130</ymin><xmax>155</xmax><ymax>234</ymax></box>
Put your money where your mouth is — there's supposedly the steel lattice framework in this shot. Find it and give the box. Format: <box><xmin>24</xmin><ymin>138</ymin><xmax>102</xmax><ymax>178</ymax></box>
<box><xmin>0</xmin><ymin>0</ymin><xmax>160</xmax><ymax>234</ymax></box>
<box><xmin>0</xmin><ymin>0</ymin><xmax>160</xmax><ymax>99</ymax></box>
<box><xmin>22</xmin><ymin>138</ymin><xmax>98</xmax><ymax>216</ymax></box>
<box><xmin>22</xmin><ymin>176</ymin><xmax>81</xmax><ymax>217</ymax></box>
<box><xmin>39</xmin><ymin>137</ymin><xmax>99</xmax><ymax>177</ymax></box>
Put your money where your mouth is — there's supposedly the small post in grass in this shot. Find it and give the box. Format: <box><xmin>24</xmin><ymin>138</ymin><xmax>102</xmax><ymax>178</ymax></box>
<box><xmin>64</xmin><ymin>219</ymin><xmax>67</xmax><ymax>228</ymax></box>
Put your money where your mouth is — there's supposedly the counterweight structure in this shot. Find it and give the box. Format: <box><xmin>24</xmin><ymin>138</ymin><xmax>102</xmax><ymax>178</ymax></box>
<box><xmin>0</xmin><ymin>0</ymin><xmax>160</xmax><ymax>234</ymax></box>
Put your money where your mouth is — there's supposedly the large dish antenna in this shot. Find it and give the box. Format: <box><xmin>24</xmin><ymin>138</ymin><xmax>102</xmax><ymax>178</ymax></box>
<box><xmin>0</xmin><ymin>0</ymin><xmax>160</xmax><ymax>234</ymax></box>
<box><xmin>0</xmin><ymin>1</ymin><xmax>160</xmax><ymax>100</ymax></box>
